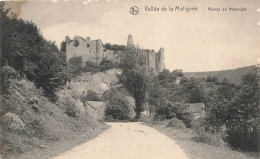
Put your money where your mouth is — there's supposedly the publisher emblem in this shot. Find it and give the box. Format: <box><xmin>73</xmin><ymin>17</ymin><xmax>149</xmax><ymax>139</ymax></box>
<box><xmin>130</xmin><ymin>6</ymin><xmax>139</xmax><ymax>15</ymax></box>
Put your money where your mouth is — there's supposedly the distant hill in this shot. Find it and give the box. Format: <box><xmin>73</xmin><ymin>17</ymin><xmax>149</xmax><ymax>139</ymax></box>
<box><xmin>184</xmin><ymin>65</ymin><xmax>256</xmax><ymax>84</ymax></box>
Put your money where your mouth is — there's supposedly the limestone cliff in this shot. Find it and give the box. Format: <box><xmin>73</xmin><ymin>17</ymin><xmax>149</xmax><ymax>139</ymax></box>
<box><xmin>61</xmin><ymin>35</ymin><xmax>165</xmax><ymax>73</ymax></box>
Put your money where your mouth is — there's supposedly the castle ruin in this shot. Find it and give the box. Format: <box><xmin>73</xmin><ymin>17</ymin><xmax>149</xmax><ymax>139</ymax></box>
<box><xmin>61</xmin><ymin>35</ymin><xmax>165</xmax><ymax>73</ymax></box>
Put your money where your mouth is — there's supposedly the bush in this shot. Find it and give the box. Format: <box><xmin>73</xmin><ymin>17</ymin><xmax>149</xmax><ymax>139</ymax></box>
<box><xmin>68</xmin><ymin>56</ymin><xmax>83</xmax><ymax>76</ymax></box>
<box><xmin>99</xmin><ymin>59</ymin><xmax>117</xmax><ymax>72</ymax></box>
<box><xmin>81</xmin><ymin>90</ymin><xmax>102</xmax><ymax>103</ymax></box>
<box><xmin>166</xmin><ymin>118</ymin><xmax>187</xmax><ymax>130</ymax></box>
<box><xmin>57</xmin><ymin>90</ymin><xmax>85</xmax><ymax>117</ymax></box>
<box><xmin>154</xmin><ymin>101</ymin><xmax>193</xmax><ymax>128</ymax></box>
<box><xmin>192</xmin><ymin>131</ymin><xmax>227</xmax><ymax>147</ymax></box>
<box><xmin>104</xmin><ymin>43</ymin><xmax>126</xmax><ymax>51</ymax></box>
<box><xmin>103</xmin><ymin>90</ymin><xmax>131</xmax><ymax>121</ymax></box>
<box><xmin>83</xmin><ymin>61</ymin><xmax>99</xmax><ymax>73</ymax></box>
<box><xmin>0</xmin><ymin>65</ymin><xmax>20</xmax><ymax>94</ymax></box>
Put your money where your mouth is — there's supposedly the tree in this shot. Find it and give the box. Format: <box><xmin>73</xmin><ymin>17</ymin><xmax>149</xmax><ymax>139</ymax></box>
<box><xmin>1</xmin><ymin>2</ymin><xmax>68</xmax><ymax>102</ymax></box>
<box><xmin>119</xmin><ymin>48</ymin><xmax>147</xmax><ymax>119</ymax></box>
<box><xmin>226</xmin><ymin>70</ymin><xmax>260</xmax><ymax>150</ymax></box>
<box><xmin>204</xmin><ymin>69</ymin><xmax>260</xmax><ymax>151</ymax></box>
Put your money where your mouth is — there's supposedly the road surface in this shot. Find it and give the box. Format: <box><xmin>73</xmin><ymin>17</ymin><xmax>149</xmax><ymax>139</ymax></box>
<box><xmin>52</xmin><ymin>122</ymin><xmax>189</xmax><ymax>159</ymax></box>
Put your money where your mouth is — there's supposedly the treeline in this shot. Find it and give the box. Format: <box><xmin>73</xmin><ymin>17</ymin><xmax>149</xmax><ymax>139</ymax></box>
<box><xmin>205</xmin><ymin>70</ymin><xmax>260</xmax><ymax>151</ymax></box>
<box><xmin>148</xmin><ymin>67</ymin><xmax>260</xmax><ymax>151</ymax></box>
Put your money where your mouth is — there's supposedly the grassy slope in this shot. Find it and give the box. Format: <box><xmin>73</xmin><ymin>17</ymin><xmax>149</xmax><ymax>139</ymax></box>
<box><xmin>0</xmin><ymin>78</ymin><xmax>107</xmax><ymax>159</ymax></box>
<box><xmin>145</xmin><ymin>122</ymin><xmax>259</xmax><ymax>159</ymax></box>
<box><xmin>184</xmin><ymin>65</ymin><xmax>256</xmax><ymax>84</ymax></box>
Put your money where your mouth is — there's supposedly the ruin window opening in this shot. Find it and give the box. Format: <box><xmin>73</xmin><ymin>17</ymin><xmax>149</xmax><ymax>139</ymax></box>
<box><xmin>87</xmin><ymin>44</ymin><xmax>90</xmax><ymax>47</ymax></box>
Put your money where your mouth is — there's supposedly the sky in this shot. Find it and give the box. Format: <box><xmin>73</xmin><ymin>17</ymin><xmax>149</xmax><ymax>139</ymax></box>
<box><xmin>6</xmin><ymin>0</ymin><xmax>260</xmax><ymax>72</ymax></box>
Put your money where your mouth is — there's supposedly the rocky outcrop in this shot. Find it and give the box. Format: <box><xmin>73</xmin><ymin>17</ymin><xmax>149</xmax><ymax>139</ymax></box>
<box><xmin>2</xmin><ymin>113</ymin><xmax>25</xmax><ymax>131</ymax></box>
<box><xmin>62</xmin><ymin>35</ymin><xmax>165</xmax><ymax>74</ymax></box>
<box><xmin>69</xmin><ymin>69</ymin><xmax>122</xmax><ymax>96</ymax></box>
<box><xmin>85</xmin><ymin>101</ymin><xmax>106</xmax><ymax>121</ymax></box>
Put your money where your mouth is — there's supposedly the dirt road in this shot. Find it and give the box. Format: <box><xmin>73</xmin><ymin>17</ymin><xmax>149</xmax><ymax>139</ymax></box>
<box><xmin>52</xmin><ymin>122</ymin><xmax>189</xmax><ymax>159</ymax></box>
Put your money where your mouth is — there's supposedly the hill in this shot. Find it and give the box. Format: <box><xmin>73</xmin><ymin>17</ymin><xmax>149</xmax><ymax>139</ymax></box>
<box><xmin>1</xmin><ymin>67</ymin><xmax>130</xmax><ymax>158</ymax></box>
<box><xmin>184</xmin><ymin>65</ymin><xmax>256</xmax><ymax>84</ymax></box>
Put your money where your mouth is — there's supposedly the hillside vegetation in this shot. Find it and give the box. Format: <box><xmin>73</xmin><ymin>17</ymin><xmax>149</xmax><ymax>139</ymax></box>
<box><xmin>0</xmin><ymin>66</ymin><xmax>106</xmax><ymax>159</ymax></box>
<box><xmin>184</xmin><ymin>65</ymin><xmax>256</xmax><ymax>84</ymax></box>
<box><xmin>0</xmin><ymin>3</ymin><xmax>109</xmax><ymax>158</ymax></box>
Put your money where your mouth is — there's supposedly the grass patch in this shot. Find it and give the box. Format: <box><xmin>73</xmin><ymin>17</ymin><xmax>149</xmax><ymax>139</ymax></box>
<box><xmin>145</xmin><ymin>121</ymin><xmax>259</xmax><ymax>159</ymax></box>
<box><xmin>192</xmin><ymin>132</ymin><xmax>226</xmax><ymax>147</ymax></box>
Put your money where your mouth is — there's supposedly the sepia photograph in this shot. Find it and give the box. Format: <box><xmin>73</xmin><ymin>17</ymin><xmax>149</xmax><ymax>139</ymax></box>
<box><xmin>0</xmin><ymin>0</ymin><xmax>259</xmax><ymax>159</ymax></box>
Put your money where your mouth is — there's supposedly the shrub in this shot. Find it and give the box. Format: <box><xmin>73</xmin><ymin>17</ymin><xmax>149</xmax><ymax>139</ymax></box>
<box><xmin>103</xmin><ymin>90</ymin><xmax>131</xmax><ymax>121</ymax></box>
<box><xmin>83</xmin><ymin>61</ymin><xmax>99</xmax><ymax>73</ymax></box>
<box><xmin>0</xmin><ymin>65</ymin><xmax>20</xmax><ymax>94</ymax></box>
<box><xmin>27</xmin><ymin>119</ymin><xmax>44</xmax><ymax>138</ymax></box>
<box><xmin>81</xmin><ymin>90</ymin><xmax>102</xmax><ymax>103</ymax></box>
<box><xmin>68</xmin><ymin>56</ymin><xmax>83</xmax><ymax>76</ymax></box>
<box><xmin>99</xmin><ymin>59</ymin><xmax>117</xmax><ymax>72</ymax></box>
<box><xmin>166</xmin><ymin>118</ymin><xmax>187</xmax><ymax>130</ymax></box>
<box><xmin>192</xmin><ymin>131</ymin><xmax>227</xmax><ymax>147</ymax></box>
<box><xmin>104</xmin><ymin>43</ymin><xmax>126</xmax><ymax>51</ymax></box>
<box><xmin>154</xmin><ymin>101</ymin><xmax>193</xmax><ymax>128</ymax></box>
<box><xmin>57</xmin><ymin>90</ymin><xmax>85</xmax><ymax>117</ymax></box>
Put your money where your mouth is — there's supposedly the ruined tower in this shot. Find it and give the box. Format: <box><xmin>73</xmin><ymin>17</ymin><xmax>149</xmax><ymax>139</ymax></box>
<box><xmin>127</xmin><ymin>35</ymin><xmax>135</xmax><ymax>48</ymax></box>
<box><xmin>156</xmin><ymin>48</ymin><xmax>165</xmax><ymax>72</ymax></box>
<box><xmin>62</xmin><ymin>34</ymin><xmax>165</xmax><ymax>74</ymax></box>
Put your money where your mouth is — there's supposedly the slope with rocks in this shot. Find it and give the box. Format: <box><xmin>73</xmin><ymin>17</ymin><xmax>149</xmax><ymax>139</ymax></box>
<box><xmin>58</xmin><ymin>68</ymin><xmax>136</xmax><ymax>120</ymax></box>
<box><xmin>0</xmin><ymin>66</ymin><xmax>106</xmax><ymax>159</ymax></box>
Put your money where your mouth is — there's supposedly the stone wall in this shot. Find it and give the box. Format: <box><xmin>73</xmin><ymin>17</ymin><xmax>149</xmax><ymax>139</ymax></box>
<box><xmin>62</xmin><ymin>35</ymin><xmax>165</xmax><ymax>73</ymax></box>
<box><xmin>126</xmin><ymin>35</ymin><xmax>165</xmax><ymax>73</ymax></box>
<box><xmin>65</xmin><ymin>36</ymin><xmax>104</xmax><ymax>63</ymax></box>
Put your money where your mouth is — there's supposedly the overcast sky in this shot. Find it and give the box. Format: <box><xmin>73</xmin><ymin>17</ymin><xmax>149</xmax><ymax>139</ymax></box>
<box><xmin>6</xmin><ymin>0</ymin><xmax>260</xmax><ymax>72</ymax></box>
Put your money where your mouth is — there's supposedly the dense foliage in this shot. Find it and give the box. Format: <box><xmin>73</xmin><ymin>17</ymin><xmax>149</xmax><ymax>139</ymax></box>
<box><xmin>119</xmin><ymin>48</ymin><xmax>148</xmax><ymax>119</ymax></box>
<box><xmin>68</xmin><ymin>58</ymin><xmax>118</xmax><ymax>76</ymax></box>
<box><xmin>1</xmin><ymin>2</ymin><xmax>68</xmax><ymax>101</ymax></box>
<box><xmin>148</xmin><ymin>69</ymin><xmax>205</xmax><ymax>104</ymax></box>
<box><xmin>104</xmin><ymin>43</ymin><xmax>126</xmax><ymax>51</ymax></box>
<box><xmin>81</xmin><ymin>90</ymin><xmax>102</xmax><ymax>102</ymax></box>
<box><xmin>205</xmin><ymin>69</ymin><xmax>260</xmax><ymax>151</ymax></box>
<box><xmin>148</xmin><ymin>67</ymin><xmax>260</xmax><ymax>151</ymax></box>
<box><xmin>103</xmin><ymin>89</ymin><xmax>131</xmax><ymax>121</ymax></box>
<box><xmin>154</xmin><ymin>101</ymin><xmax>192</xmax><ymax>127</ymax></box>
<box><xmin>68</xmin><ymin>56</ymin><xmax>83</xmax><ymax>76</ymax></box>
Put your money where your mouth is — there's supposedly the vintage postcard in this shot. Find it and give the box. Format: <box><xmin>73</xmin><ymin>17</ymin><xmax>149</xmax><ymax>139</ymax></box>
<box><xmin>0</xmin><ymin>0</ymin><xmax>259</xmax><ymax>159</ymax></box>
